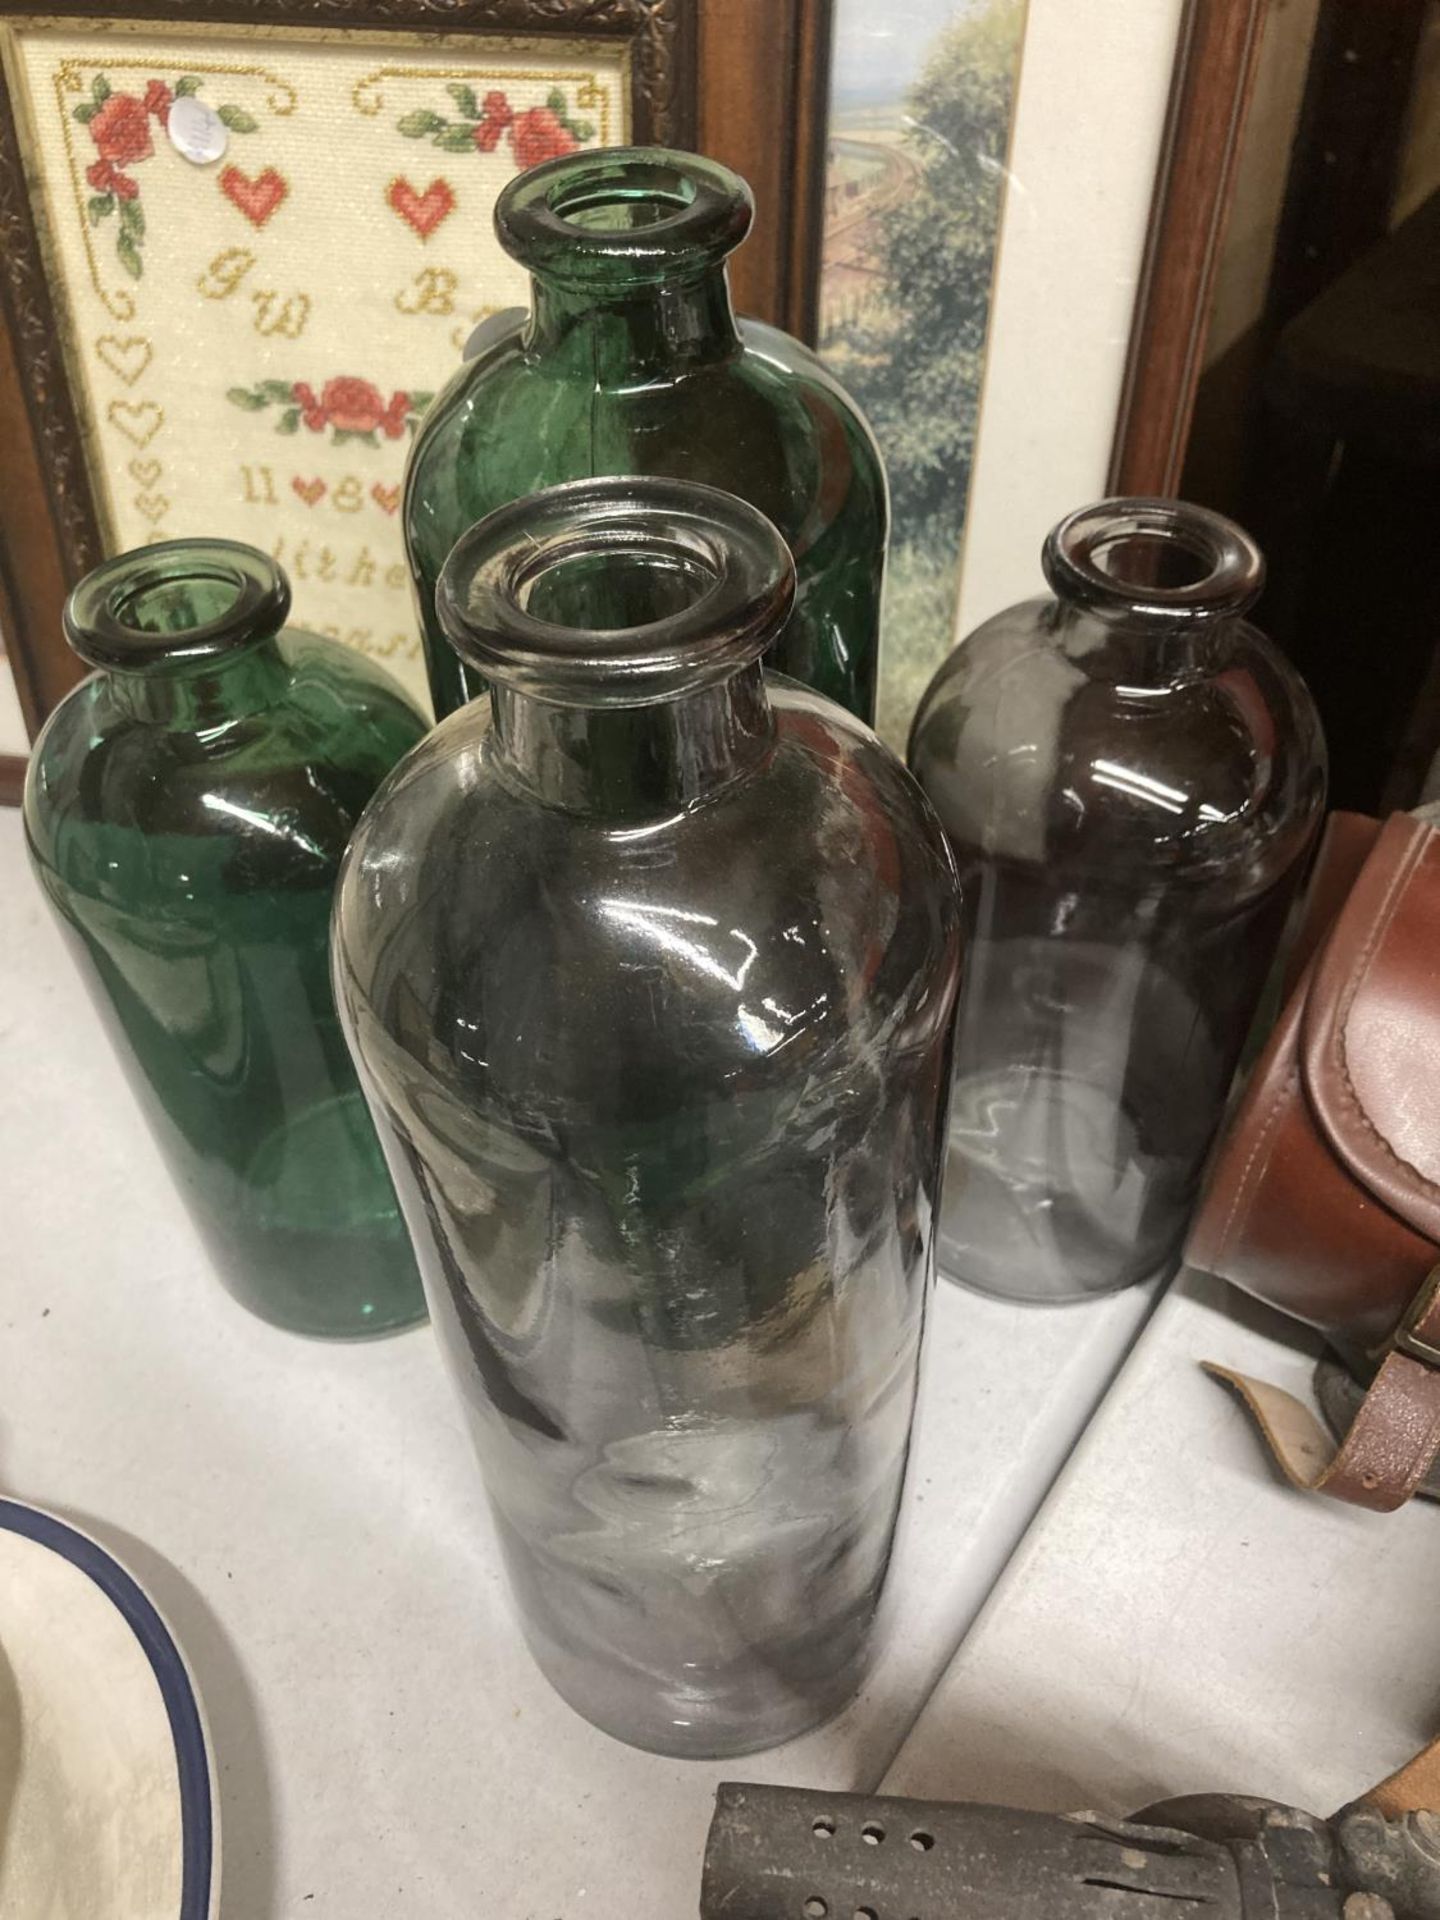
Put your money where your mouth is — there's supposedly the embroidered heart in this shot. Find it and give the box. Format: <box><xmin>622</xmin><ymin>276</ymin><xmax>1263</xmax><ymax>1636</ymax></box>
<box><xmin>96</xmin><ymin>334</ymin><xmax>152</xmax><ymax>387</ymax></box>
<box><xmin>371</xmin><ymin>482</ymin><xmax>400</xmax><ymax>516</ymax></box>
<box><xmin>135</xmin><ymin>492</ymin><xmax>170</xmax><ymax>524</ymax></box>
<box><xmin>221</xmin><ymin>166</ymin><xmax>288</xmax><ymax>228</ymax></box>
<box><xmin>292</xmin><ymin>476</ymin><xmax>326</xmax><ymax>506</ymax></box>
<box><xmin>128</xmin><ymin>457</ymin><xmax>161</xmax><ymax>487</ymax></box>
<box><xmin>107</xmin><ymin>399</ymin><xmax>162</xmax><ymax>448</ymax></box>
<box><xmin>386</xmin><ymin>176</ymin><xmax>455</xmax><ymax>241</ymax></box>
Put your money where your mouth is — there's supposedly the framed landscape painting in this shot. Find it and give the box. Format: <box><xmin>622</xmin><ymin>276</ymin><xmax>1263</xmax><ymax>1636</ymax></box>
<box><xmin>819</xmin><ymin>0</ymin><xmax>1267</xmax><ymax>745</ymax></box>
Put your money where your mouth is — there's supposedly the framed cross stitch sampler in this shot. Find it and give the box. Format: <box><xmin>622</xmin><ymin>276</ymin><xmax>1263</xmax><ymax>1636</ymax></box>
<box><xmin>0</xmin><ymin>0</ymin><xmax>832</xmax><ymax>800</ymax></box>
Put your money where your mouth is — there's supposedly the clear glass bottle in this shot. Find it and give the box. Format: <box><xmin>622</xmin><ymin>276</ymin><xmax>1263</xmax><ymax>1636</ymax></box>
<box><xmin>24</xmin><ymin>539</ymin><xmax>428</xmax><ymax>1337</ymax></box>
<box><xmin>908</xmin><ymin>499</ymin><xmax>1326</xmax><ymax>1303</ymax></box>
<box><xmin>335</xmin><ymin>478</ymin><xmax>961</xmax><ymax>1755</ymax></box>
<box><xmin>403</xmin><ymin>146</ymin><xmax>887</xmax><ymax>725</ymax></box>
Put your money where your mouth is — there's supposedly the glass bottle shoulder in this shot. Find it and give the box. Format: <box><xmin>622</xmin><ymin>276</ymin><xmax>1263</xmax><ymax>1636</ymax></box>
<box><xmin>25</xmin><ymin>629</ymin><xmax>424</xmax><ymax>894</ymax></box>
<box><xmin>910</xmin><ymin>604</ymin><xmax>1326</xmax><ymax>891</ymax></box>
<box><xmin>736</xmin><ymin>315</ymin><xmax>881</xmax><ymax>438</ymax></box>
<box><xmin>274</xmin><ymin>630</ymin><xmax>427</xmax><ymax>773</ymax></box>
<box><xmin>403</xmin><ymin>314</ymin><xmax>886</xmax><ymax>558</ymax></box>
<box><xmin>415</xmin><ymin>309</ymin><xmax>877</xmax><ymax>432</ymax></box>
<box><xmin>336</xmin><ymin>682</ymin><xmax>958</xmax><ymax>1091</ymax></box>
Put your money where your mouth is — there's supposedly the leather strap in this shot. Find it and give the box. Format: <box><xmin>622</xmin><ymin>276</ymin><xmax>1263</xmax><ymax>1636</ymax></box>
<box><xmin>1205</xmin><ymin>1270</ymin><xmax>1440</xmax><ymax>1512</ymax></box>
<box><xmin>1356</xmin><ymin>1731</ymin><xmax>1440</xmax><ymax>1818</ymax></box>
<box><xmin>1205</xmin><ymin>1351</ymin><xmax>1440</xmax><ymax>1512</ymax></box>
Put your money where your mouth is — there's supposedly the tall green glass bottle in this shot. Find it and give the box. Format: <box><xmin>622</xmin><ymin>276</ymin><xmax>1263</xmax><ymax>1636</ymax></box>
<box><xmin>404</xmin><ymin>147</ymin><xmax>888</xmax><ymax>724</ymax></box>
<box><xmin>24</xmin><ymin>539</ymin><xmax>428</xmax><ymax>1337</ymax></box>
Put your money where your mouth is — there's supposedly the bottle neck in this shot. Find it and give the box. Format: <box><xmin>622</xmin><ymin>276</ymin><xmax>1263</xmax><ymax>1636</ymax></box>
<box><xmin>1051</xmin><ymin>604</ymin><xmax>1232</xmax><ymax>690</ymax></box>
<box><xmin>526</xmin><ymin>264</ymin><xmax>741</xmax><ymax>379</ymax></box>
<box><xmin>108</xmin><ymin>633</ymin><xmax>289</xmax><ymax>729</ymax></box>
<box><xmin>1042</xmin><ymin>499</ymin><xmax>1263</xmax><ymax>689</ymax></box>
<box><xmin>489</xmin><ymin>662</ymin><xmax>773</xmax><ymax>817</ymax></box>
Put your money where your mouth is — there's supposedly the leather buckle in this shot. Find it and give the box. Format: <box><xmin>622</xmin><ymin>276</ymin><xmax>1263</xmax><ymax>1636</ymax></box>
<box><xmin>1394</xmin><ymin>1265</ymin><xmax>1440</xmax><ymax>1368</ymax></box>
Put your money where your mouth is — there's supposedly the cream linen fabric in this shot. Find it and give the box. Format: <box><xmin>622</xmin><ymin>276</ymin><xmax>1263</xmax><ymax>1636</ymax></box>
<box><xmin>7</xmin><ymin>23</ymin><xmax>627</xmax><ymax>711</ymax></box>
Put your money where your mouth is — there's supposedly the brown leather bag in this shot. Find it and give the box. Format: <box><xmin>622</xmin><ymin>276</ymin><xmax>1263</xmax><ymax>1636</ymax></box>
<box><xmin>1185</xmin><ymin>809</ymin><xmax>1440</xmax><ymax>1512</ymax></box>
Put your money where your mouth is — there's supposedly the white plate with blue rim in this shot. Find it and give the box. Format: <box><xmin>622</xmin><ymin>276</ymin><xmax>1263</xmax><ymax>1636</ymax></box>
<box><xmin>0</xmin><ymin>1496</ymin><xmax>218</xmax><ymax>1918</ymax></box>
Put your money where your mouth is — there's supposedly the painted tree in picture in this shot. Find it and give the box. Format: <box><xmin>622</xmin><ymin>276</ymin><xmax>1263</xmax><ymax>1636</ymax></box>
<box><xmin>821</xmin><ymin>0</ymin><xmax>1025</xmax><ymax>745</ymax></box>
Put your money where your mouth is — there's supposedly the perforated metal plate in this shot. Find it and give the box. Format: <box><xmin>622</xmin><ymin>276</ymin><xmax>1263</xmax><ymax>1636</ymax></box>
<box><xmin>701</xmin><ymin>1783</ymin><xmax>1244</xmax><ymax>1920</ymax></box>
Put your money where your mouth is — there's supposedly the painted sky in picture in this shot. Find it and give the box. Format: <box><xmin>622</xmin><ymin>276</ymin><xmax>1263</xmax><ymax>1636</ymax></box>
<box><xmin>830</xmin><ymin>0</ymin><xmax>989</xmax><ymax>105</ymax></box>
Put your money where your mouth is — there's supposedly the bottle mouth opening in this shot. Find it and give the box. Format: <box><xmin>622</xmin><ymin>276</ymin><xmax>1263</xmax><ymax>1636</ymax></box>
<box><xmin>550</xmin><ymin>169</ymin><xmax>697</xmax><ymax>234</ymax></box>
<box><xmin>64</xmin><ymin>539</ymin><xmax>290</xmax><ymax>671</ymax></box>
<box><xmin>1043</xmin><ymin>498</ymin><xmax>1264</xmax><ymax>624</ymax></box>
<box><xmin>495</xmin><ymin>147</ymin><xmax>753</xmax><ymax>285</ymax></box>
<box><xmin>113</xmin><ymin>570</ymin><xmax>245</xmax><ymax>634</ymax></box>
<box><xmin>518</xmin><ymin>540</ymin><xmax>720</xmax><ymax>631</ymax></box>
<box><xmin>436</xmin><ymin>478</ymin><xmax>794</xmax><ymax>708</ymax></box>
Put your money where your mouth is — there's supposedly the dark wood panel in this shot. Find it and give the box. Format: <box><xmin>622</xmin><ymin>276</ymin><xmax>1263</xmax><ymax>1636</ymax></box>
<box><xmin>698</xmin><ymin>0</ymin><xmax>833</xmax><ymax>340</ymax></box>
<box><xmin>1109</xmin><ymin>0</ymin><xmax>1267</xmax><ymax>497</ymax></box>
<box><xmin>1267</xmin><ymin>0</ymin><xmax>1426</xmax><ymax>334</ymax></box>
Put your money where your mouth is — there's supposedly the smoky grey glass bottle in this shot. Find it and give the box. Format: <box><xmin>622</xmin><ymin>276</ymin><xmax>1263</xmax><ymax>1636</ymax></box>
<box><xmin>908</xmin><ymin>499</ymin><xmax>1326</xmax><ymax>1304</ymax></box>
<box><xmin>333</xmin><ymin>478</ymin><xmax>962</xmax><ymax>1756</ymax></box>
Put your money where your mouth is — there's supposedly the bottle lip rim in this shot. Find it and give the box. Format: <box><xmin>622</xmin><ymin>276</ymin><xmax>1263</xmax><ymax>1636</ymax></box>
<box><xmin>63</xmin><ymin>538</ymin><xmax>290</xmax><ymax>672</ymax></box>
<box><xmin>1043</xmin><ymin>497</ymin><xmax>1265</xmax><ymax>624</ymax></box>
<box><xmin>494</xmin><ymin>146</ymin><xmax>753</xmax><ymax>285</ymax></box>
<box><xmin>436</xmin><ymin>477</ymin><xmax>795</xmax><ymax>708</ymax></box>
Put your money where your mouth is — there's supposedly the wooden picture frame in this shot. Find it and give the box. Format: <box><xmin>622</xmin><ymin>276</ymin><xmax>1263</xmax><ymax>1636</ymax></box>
<box><xmin>0</xmin><ymin>0</ymin><xmax>834</xmax><ymax>798</ymax></box>
<box><xmin>1109</xmin><ymin>0</ymin><xmax>1268</xmax><ymax>497</ymax></box>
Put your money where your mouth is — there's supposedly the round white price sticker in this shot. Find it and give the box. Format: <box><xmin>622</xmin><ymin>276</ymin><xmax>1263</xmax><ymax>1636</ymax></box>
<box><xmin>167</xmin><ymin>95</ymin><xmax>228</xmax><ymax>167</ymax></box>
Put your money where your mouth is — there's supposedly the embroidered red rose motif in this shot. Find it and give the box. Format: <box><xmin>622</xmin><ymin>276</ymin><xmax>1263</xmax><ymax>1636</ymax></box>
<box><xmin>229</xmin><ymin>379</ymin><xmax>435</xmax><ymax>445</ymax></box>
<box><xmin>321</xmin><ymin>377</ymin><xmax>388</xmax><ymax>436</ymax></box>
<box><xmin>90</xmin><ymin>92</ymin><xmax>154</xmax><ymax>169</ymax></box>
<box><xmin>75</xmin><ymin>71</ymin><xmax>258</xmax><ymax>281</ymax></box>
<box><xmin>290</xmin><ymin>382</ymin><xmax>328</xmax><ymax>433</ymax></box>
<box><xmin>473</xmin><ymin>90</ymin><xmax>514</xmax><ymax>154</ymax></box>
<box><xmin>143</xmin><ymin>79</ymin><xmax>174</xmax><ymax>128</ymax></box>
<box><xmin>398</xmin><ymin>83</ymin><xmax>594</xmax><ymax>169</ymax></box>
<box><xmin>511</xmin><ymin>106</ymin><xmax>579</xmax><ymax>171</ymax></box>
<box><xmin>86</xmin><ymin>158</ymin><xmax>140</xmax><ymax>200</ymax></box>
<box><xmin>84</xmin><ymin>91</ymin><xmax>151</xmax><ymax>206</ymax></box>
<box><xmin>380</xmin><ymin>391</ymin><xmax>412</xmax><ymax>440</ymax></box>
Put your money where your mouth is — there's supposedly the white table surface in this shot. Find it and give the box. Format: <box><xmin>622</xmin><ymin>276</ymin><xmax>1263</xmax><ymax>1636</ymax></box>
<box><xmin>885</xmin><ymin>1266</ymin><xmax>1440</xmax><ymax>1819</ymax></box>
<box><xmin>0</xmin><ymin>806</ymin><xmax>1160</xmax><ymax>1918</ymax></box>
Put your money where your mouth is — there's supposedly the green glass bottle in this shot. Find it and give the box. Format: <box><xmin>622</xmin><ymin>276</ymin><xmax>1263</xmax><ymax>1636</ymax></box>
<box><xmin>24</xmin><ymin>539</ymin><xmax>428</xmax><ymax>1337</ymax></box>
<box><xmin>404</xmin><ymin>147</ymin><xmax>888</xmax><ymax>725</ymax></box>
